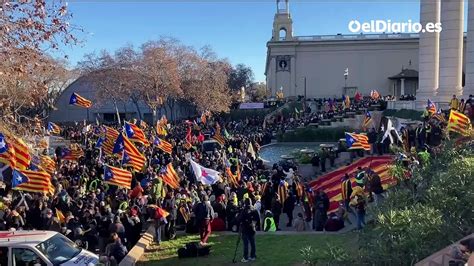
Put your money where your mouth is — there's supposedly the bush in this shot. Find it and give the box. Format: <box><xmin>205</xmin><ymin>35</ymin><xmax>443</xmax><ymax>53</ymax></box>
<box><xmin>277</xmin><ymin>127</ymin><xmax>349</xmax><ymax>142</ymax></box>
<box><xmin>357</xmin><ymin>141</ymin><xmax>474</xmax><ymax>265</ymax></box>
<box><xmin>383</xmin><ymin>109</ymin><xmax>424</xmax><ymax>121</ymax></box>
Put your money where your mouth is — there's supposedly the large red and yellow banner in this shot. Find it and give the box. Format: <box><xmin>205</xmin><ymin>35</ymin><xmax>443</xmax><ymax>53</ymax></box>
<box><xmin>309</xmin><ymin>156</ymin><xmax>396</xmax><ymax>213</ymax></box>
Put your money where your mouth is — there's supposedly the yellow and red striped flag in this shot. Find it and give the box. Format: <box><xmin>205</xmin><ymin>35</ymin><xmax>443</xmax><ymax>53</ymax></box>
<box><xmin>345</xmin><ymin>132</ymin><xmax>371</xmax><ymax>151</ymax></box>
<box><xmin>153</xmin><ymin>137</ymin><xmax>173</xmax><ymax>154</ymax></box>
<box><xmin>102</xmin><ymin>126</ymin><xmax>120</xmax><ymax>155</ymax></box>
<box><xmin>12</xmin><ymin>169</ymin><xmax>55</xmax><ymax>195</ymax></box>
<box><xmin>0</xmin><ymin>133</ymin><xmax>31</xmax><ymax>170</ymax></box>
<box><xmin>124</xmin><ymin>122</ymin><xmax>149</xmax><ymax>146</ymax></box>
<box><xmin>160</xmin><ymin>163</ymin><xmax>180</xmax><ymax>189</ymax></box>
<box><xmin>104</xmin><ymin>165</ymin><xmax>133</xmax><ymax>189</ymax></box>
<box><xmin>139</xmin><ymin>120</ymin><xmax>148</xmax><ymax>129</ymax></box>
<box><xmin>40</xmin><ymin>155</ymin><xmax>56</xmax><ymax>174</ymax></box>
<box><xmin>114</xmin><ymin>134</ymin><xmax>146</xmax><ymax>171</ymax></box>
<box><xmin>55</xmin><ymin>208</ymin><xmax>65</xmax><ymax>223</ymax></box>
<box><xmin>370</xmin><ymin>90</ymin><xmax>380</xmax><ymax>100</ymax></box>
<box><xmin>60</xmin><ymin>144</ymin><xmax>84</xmax><ymax>161</ymax></box>
<box><xmin>448</xmin><ymin>110</ymin><xmax>472</xmax><ymax>136</ymax></box>
<box><xmin>47</xmin><ymin>122</ymin><xmax>61</xmax><ymax>135</ymax></box>
<box><xmin>69</xmin><ymin>92</ymin><xmax>92</xmax><ymax>108</ymax></box>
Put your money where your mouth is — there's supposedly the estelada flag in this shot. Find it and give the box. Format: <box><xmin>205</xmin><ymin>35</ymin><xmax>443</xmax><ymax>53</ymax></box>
<box><xmin>0</xmin><ymin>132</ymin><xmax>31</xmax><ymax>170</ymax></box>
<box><xmin>345</xmin><ymin>132</ymin><xmax>370</xmax><ymax>151</ymax></box>
<box><xmin>362</xmin><ymin>111</ymin><xmax>373</xmax><ymax>129</ymax></box>
<box><xmin>448</xmin><ymin>110</ymin><xmax>472</xmax><ymax>136</ymax></box>
<box><xmin>103</xmin><ymin>164</ymin><xmax>133</xmax><ymax>189</ymax></box>
<box><xmin>69</xmin><ymin>92</ymin><xmax>92</xmax><ymax>108</ymax></box>
<box><xmin>102</xmin><ymin>126</ymin><xmax>120</xmax><ymax>155</ymax></box>
<box><xmin>160</xmin><ymin>163</ymin><xmax>180</xmax><ymax>189</ymax></box>
<box><xmin>12</xmin><ymin>169</ymin><xmax>55</xmax><ymax>195</ymax></box>
<box><xmin>47</xmin><ymin>122</ymin><xmax>61</xmax><ymax>135</ymax></box>
<box><xmin>153</xmin><ymin>137</ymin><xmax>173</xmax><ymax>154</ymax></box>
<box><xmin>124</xmin><ymin>122</ymin><xmax>149</xmax><ymax>146</ymax></box>
<box><xmin>427</xmin><ymin>99</ymin><xmax>437</xmax><ymax>114</ymax></box>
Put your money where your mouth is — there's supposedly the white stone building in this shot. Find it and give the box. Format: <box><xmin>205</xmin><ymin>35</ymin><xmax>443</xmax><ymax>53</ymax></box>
<box><xmin>265</xmin><ymin>0</ymin><xmax>474</xmax><ymax>106</ymax></box>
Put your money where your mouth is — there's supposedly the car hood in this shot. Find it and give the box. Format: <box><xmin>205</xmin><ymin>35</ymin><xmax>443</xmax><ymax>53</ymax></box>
<box><xmin>60</xmin><ymin>249</ymin><xmax>99</xmax><ymax>266</ymax></box>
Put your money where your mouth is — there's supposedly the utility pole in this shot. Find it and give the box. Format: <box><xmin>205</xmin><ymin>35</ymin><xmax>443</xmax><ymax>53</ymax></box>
<box><xmin>304</xmin><ymin>76</ymin><xmax>307</xmax><ymax>111</ymax></box>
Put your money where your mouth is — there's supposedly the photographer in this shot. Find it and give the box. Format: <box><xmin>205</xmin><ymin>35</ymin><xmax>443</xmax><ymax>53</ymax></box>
<box><xmin>237</xmin><ymin>198</ymin><xmax>260</xmax><ymax>263</ymax></box>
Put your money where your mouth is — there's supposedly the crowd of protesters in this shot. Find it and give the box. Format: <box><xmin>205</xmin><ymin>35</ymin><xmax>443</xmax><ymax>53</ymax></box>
<box><xmin>0</xmin><ymin>93</ymin><xmax>470</xmax><ymax>264</ymax></box>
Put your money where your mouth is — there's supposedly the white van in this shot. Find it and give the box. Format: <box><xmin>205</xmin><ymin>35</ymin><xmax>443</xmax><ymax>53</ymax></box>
<box><xmin>0</xmin><ymin>230</ymin><xmax>99</xmax><ymax>266</ymax></box>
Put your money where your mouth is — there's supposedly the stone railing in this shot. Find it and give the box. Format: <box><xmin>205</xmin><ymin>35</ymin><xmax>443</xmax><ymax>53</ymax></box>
<box><xmin>119</xmin><ymin>224</ymin><xmax>155</xmax><ymax>266</ymax></box>
<box><xmin>415</xmin><ymin>233</ymin><xmax>474</xmax><ymax>266</ymax></box>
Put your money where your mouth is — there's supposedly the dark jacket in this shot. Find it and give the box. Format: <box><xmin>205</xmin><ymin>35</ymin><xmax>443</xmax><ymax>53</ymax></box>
<box><xmin>237</xmin><ymin>206</ymin><xmax>259</xmax><ymax>235</ymax></box>
<box><xmin>194</xmin><ymin>201</ymin><xmax>214</xmax><ymax>223</ymax></box>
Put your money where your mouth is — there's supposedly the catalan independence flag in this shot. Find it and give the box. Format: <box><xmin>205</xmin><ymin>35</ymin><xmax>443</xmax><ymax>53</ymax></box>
<box><xmin>427</xmin><ymin>99</ymin><xmax>437</xmax><ymax>114</ymax></box>
<box><xmin>343</xmin><ymin>95</ymin><xmax>351</xmax><ymax>109</ymax></box>
<box><xmin>448</xmin><ymin>110</ymin><xmax>472</xmax><ymax>136</ymax></box>
<box><xmin>213</xmin><ymin>132</ymin><xmax>226</xmax><ymax>146</ymax></box>
<box><xmin>102</xmin><ymin>126</ymin><xmax>120</xmax><ymax>155</ymax></box>
<box><xmin>12</xmin><ymin>169</ymin><xmax>55</xmax><ymax>195</ymax></box>
<box><xmin>0</xmin><ymin>132</ymin><xmax>31</xmax><ymax>170</ymax></box>
<box><xmin>160</xmin><ymin>163</ymin><xmax>180</xmax><ymax>189</ymax></box>
<box><xmin>114</xmin><ymin>134</ymin><xmax>146</xmax><ymax>171</ymax></box>
<box><xmin>47</xmin><ymin>122</ymin><xmax>61</xmax><ymax>135</ymax></box>
<box><xmin>124</xmin><ymin>122</ymin><xmax>149</xmax><ymax>146</ymax></box>
<box><xmin>362</xmin><ymin>111</ymin><xmax>373</xmax><ymax>129</ymax></box>
<box><xmin>69</xmin><ymin>92</ymin><xmax>92</xmax><ymax>108</ymax></box>
<box><xmin>345</xmin><ymin>132</ymin><xmax>371</xmax><ymax>151</ymax></box>
<box><xmin>153</xmin><ymin>137</ymin><xmax>173</xmax><ymax>154</ymax></box>
<box><xmin>103</xmin><ymin>165</ymin><xmax>133</xmax><ymax>189</ymax></box>
<box><xmin>60</xmin><ymin>147</ymin><xmax>84</xmax><ymax>161</ymax></box>
<box><xmin>370</xmin><ymin>90</ymin><xmax>380</xmax><ymax>100</ymax></box>
<box><xmin>39</xmin><ymin>155</ymin><xmax>56</xmax><ymax>174</ymax></box>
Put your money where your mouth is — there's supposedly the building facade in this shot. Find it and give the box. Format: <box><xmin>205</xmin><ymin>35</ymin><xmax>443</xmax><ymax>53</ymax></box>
<box><xmin>49</xmin><ymin>69</ymin><xmax>195</xmax><ymax>123</ymax></box>
<box><xmin>265</xmin><ymin>0</ymin><xmax>473</xmax><ymax>104</ymax></box>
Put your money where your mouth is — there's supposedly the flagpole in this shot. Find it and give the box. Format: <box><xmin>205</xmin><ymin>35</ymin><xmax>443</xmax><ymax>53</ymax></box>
<box><xmin>87</xmin><ymin>108</ymin><xmax>90</xmax><ymax>122</ymax></box>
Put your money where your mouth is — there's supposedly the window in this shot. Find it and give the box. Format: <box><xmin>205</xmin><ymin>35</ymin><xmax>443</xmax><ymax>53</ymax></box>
<box><xmin>12</xmin><ymin>248</ymin><xmax>46</xmax><ymax>266</ymax></box>
<box><xmin>36</xmin><ymin>233</ymin><xmax>81</xmax><ymax>266</ymax></box>
<box><xmin>0</xmin><ymin>247</ymin><xmax>8</xmax><ymax>266</ymax></box>
<box><xmin>279</xmin><ymin>28</ymin><xmax>287</xmax><ymax>41</ymax></box>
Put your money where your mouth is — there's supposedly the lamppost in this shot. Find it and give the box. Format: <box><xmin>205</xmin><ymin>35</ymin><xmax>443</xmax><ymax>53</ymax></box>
<box><xmin>344</xmin><ymin>68</ymin><xmax>349</xmax><ymax>89</ymax></box>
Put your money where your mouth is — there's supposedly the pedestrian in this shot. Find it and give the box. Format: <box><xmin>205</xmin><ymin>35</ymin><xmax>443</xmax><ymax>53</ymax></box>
<box><xmin>350</xmin><ymin>187</ymin><xmax>366</xmax><ymax>230</ymax></box>
<box><xmin>237</xmin><ymin>198</ymin><xmax>259</xmax><ymax>263</ymax></box>
<box><xmin>194</xmin><ymin>195</ymin><xmax>214</xmax><ymax>246</ymax></box>
<box><xmin>283</xmin><ymin>191</ymin><xmax>295</xmax><ymax>227</ymax></box>
<box><xmin>263</xmin><ymin>210</ymin><xmax>276</xmax><ymax>232</ymax></box>
<box><xmin>293</xmin><ymin>212</ymin><xmax>306</xmax><ymax>231</ymax></box>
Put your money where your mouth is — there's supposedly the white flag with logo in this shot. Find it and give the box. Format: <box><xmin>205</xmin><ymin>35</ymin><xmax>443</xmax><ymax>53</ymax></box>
<box><xmin>190</xmin><ymin>159</ymin><xmax>221</xmax><ymax>185</ymax></box>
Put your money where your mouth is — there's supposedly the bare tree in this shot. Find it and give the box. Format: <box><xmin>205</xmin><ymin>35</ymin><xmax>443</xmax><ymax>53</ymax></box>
<box><xmin>0</xmin><ymin>0</ymin><xmax>81</xmax><ymax>130</ymax></box>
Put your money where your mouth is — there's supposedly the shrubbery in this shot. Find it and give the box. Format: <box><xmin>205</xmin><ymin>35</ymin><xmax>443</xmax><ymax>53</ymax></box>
<box><xmin>357</xmin><ymin>141</ymin><xmax>474</xmax><ymax>264</ymax></box>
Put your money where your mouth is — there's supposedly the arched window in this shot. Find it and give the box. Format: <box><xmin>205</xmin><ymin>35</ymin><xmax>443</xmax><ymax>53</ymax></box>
<box><xmin>279</xmin><ymin>28</ymin><xmax>287</xmax><ymax>41</ymax></box>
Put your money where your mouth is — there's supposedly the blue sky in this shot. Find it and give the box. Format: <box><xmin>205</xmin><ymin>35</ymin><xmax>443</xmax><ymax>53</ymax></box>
<box><xmin>60</xmin><ymin>1</ymin><xmax>466</xmax><ymax>81</ymax></box>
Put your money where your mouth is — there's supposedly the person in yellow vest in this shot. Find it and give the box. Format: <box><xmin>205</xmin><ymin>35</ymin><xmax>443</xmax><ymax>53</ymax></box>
<box><xmin>450</xmin><ymin>95</ymin><xmax>460</xmax><ymax>110</ymax></box>
<box><xmin>263</xmin><ymin>210</ymin><xmax>276</xmax><ymax>232</ymax></box>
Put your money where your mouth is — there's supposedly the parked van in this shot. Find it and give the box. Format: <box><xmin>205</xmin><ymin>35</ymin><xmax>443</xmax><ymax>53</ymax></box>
<box><xmin>202</xmin><ymin>139</ymin><xmax>220</xmax><ymax>154</ymax></box>
<box><xmin>0</xmin><ymin>230</ymin><xmax>98</xmax><ymax>266</ymax></box>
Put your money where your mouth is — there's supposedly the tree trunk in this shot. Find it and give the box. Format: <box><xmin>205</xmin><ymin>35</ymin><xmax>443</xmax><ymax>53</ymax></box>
<box><xmin>133</xmin><ymin>99</ymin><xmax>142</xmax><ymax>120</ymax></box>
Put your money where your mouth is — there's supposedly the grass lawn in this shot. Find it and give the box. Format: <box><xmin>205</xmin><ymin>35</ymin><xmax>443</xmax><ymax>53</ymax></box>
<box><xmin>138</xmin><ymin>232</ymin><xmax>358</xmax><ymax>266</ymax></box>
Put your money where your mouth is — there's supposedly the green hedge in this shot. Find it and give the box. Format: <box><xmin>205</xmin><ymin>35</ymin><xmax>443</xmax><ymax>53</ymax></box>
<box><xmin>277</xmin><ymin>127</ymin><xmax>350</xmax><ymax>142</ymax></box>
<box><xmin>383</xmin><ymin>109</ymin><xmax>424</xmax><ymax>121</ymax></box>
